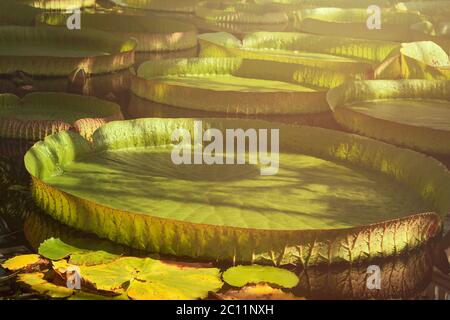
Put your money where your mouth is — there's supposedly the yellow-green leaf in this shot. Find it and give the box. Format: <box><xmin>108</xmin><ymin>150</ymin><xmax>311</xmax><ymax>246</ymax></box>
<box><xmin>79</xmin><ymin>257</ymin><xmax>144</xmax><ymax>292</ymax></box>
<box><xmin>1</xmin><ymin>254</ymin><xmax>41</xmax><ymax>271</ymax></box>
<box><xmin>219</xmin><ymin>284</ymin><xmax>304</xmax><ymax>300</ymax></box>
<box><xmin>69</xmin><ymin>251</ymin><xmax>120</xmax><ymax>266</ymax></box>
<box><xmin>17</xmin><ymin>272</ymin><xmax>73</xmax><ymax>298</ymax></box>
<box><xmin>127</xmin><ymin>258</ymin><xmax>223</xmax><ymax>300</ymax></box>
<box><xmin>223</xmin><ymin>265</ymin><xmax>299</xmax><ymax>288</ymax></box>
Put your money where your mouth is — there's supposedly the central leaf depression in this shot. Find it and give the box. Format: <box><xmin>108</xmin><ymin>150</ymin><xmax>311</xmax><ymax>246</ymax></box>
<box><xmin>43</xmin><ymin>146</ymin><xmax>427</xmax><ymax>230</ymax></box>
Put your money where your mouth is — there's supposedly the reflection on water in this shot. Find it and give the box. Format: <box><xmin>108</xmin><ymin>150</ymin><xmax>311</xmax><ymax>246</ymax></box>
<box><xmin>297</xmin><ymin>250</ymin><xmax>434</xmax><ymax>300</ymax></box>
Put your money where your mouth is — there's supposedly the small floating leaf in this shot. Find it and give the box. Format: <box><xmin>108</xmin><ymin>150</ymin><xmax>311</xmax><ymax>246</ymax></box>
<box><xmin>39</xmin><ymin>238</ymin><xmax>84</xmax><ymax>260</ymax></box>
<box><xmin>79</xmin><ymin>257</ymin><xmax>144</xmax><ymax>292</ymax></box>
<box><xmin>1</xmin><ymin>254</ymin><xmax>41</xmax><ymax>271</ymax></box>
<box><xmin>223</xmin><ymin>265</ymin><xmax>299</xmax><ymax>288</ymax></box>
<box><xmin>17</xmin><ymin>272</ymin><xmax>73</xmax><ymax>298</ymax></box>
<box><xmin>127</xmin><ymin>259</ymin><xmax>223</xmax><ymax>300</ymax></box>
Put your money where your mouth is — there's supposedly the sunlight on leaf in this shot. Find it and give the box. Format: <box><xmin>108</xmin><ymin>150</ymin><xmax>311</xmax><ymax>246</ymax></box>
<box><xmin>69</xmin><ymin>251</ymin><xmax>120</xmax><ymax>266</ymax></box>
<box><xmin>79</xmin><ymin>257</ymin><xmax>143</xmax><ymax>292</ymax></box>
<box><xmin>17</xmin><ymin>272</ymin><xmax>73</xmax><ymax>298</ymax></box>
<box><xmin>1</xmin><ymin>254</ymin><xmax>42</xmax><ymax>271</ymax></box>
<box><xmin>218</xmin><ymin>284</ymin><xmax>304</xmax><ymax>300</ymax></box>
<box><xmin>127</xmin><ymin>258</ymin><xmax>223</xmax><ymax>300</ymax></box>
<box><xmin>223</xmin><ymin>265</ymin><xmax>299</xmax><ymax>288</ymax></box>
<box><xmin>39</xmin><ymin>238</ymin><xmax>85</xmax><ymax>260</ymax></box>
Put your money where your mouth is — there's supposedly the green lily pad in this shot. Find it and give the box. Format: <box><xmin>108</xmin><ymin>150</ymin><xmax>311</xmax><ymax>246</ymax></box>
<box><xmin>195</xmin><ymin>1</ymin><xmax>288</xmax><ymax>25</ymax></box>
<box><xmin>0</xmin><ymin>92</ymin><xmax>123</xmax><ymax>141</ymax></box>
<box><xmin>39</xmin><ymin>238</ymin><xmax>84</xmax><ymax>260</ymax></box>
<box><xmin>0</xmin><ymin>26</ymin><xmax>136</xmax><ymax>76</ymax></box>
<box><xmin>69</xmin><ymin>251</ymin><xmax>120</xmax><ymax>266</ymax></box>
<box><xmin>78</xmin><ymin>257</ymin><xmax>223</xmax><ymax>299</ymax></box>
<box><xmin>396</xmin><ymin>1</ymin><xmax>450</xmax><ymax>17</ymax></box>
<box><xmin>199</xmin><ymin>31</ymin><xmax>388</xmax><ymax>72</ymax></box>
<box><xmin>16</xmin><ymin>0</ymin><xmax>96</xmax><ymax>10</ymax></box>
<box><xmin>223</xmin><ymin>265</ymin><xmax>299</xmax><ymax>288</ymax></box>
<box><xmin>131</xmin><ymin>57</ymin><xmax>362</xmax><ymax>121</ymax></box>
<box><xmin>199</xmin><ymin>32</ymin><xmax>450</xmax><ymax>79</ymax></box>
<box><xmin>127</xmin><ymin>259</ymin><xmax>223</xmax><ymax>300</ymax></box>
<box><xmin>37</xmin><ymin>13</ymin><xmax>197</xmax><ymax>53</ymax></box>
<box><xmin>327</xmin><ymin>79</ymin><xmax>450</xmax><ymax>155</ymax></box>
<box><xmin>79</xmin><ymin>257</ymin><xmax>143</xmax><ymax>292</ymax></box>
<box><xmin>296</xmin><ymin>246</ymin><xmax>433</xmax><ymax>299</ymax></box>
<box><xmin>25</xmin><ymin>118</ymin><xmax>448</xmax><ymax>266</ymax></box>
<box><xmin>17</xmin><ymin>272</ymin><xmax>74</xmax><ymax>298</ymax></box>
<box><xmin>1</xmin><ymin>254</ymin><xmax>41</xmax><ymax>271</ymax></box>
<box><xmin>0</xmin><ymin>1</ymin><xmax>40</xmax><ymax>26</ymax></box>
<box><xmin>293</xmin><ymin>7</ymin><xmax>425</xmax><ymax>42</ymax></box>
<box><xmin>39</xmin><ymin>237</ymin><xmax>120</xmax><ymax>266</ymax></box>
<box><xmin>111</xmin><ymin>0</ymin><xmax>197</xmax><ymax>13</ymax></box>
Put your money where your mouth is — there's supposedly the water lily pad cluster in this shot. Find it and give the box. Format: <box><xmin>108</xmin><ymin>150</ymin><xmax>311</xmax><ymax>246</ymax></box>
<box><xmin>1</xmin><ymin>237</ymin><xmax>304</xmax><ymax>300</ymax></box>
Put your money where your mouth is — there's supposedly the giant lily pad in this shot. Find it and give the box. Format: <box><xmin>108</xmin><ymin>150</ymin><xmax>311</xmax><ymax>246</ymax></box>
<box><xmin>408</xmin><ymin>21</ymin><xmax>450</xmax><ymax>55</ymax></box>
<box><xmin>255</xmin><ymin>0</ymin><xmax>391</xmax><ymax>10</ymax></box>
<box><xmin>195</xmin><ymin>1</ymin><xmax>289</xmax><ymax>25</ymax></box>
<box><xmin>0</xmin><ymin>26</ymin><xmax>136</xmax><ymax>76</ymax></box>
<box><xmin>16</xmin><ymin>0</ymin><xmax>95</xmax><ymax>10</ymax></box>
<box><xmin>374</xmin><ymin>41</ymin><xmax>450</xmax><ymax>79</ymax></box>
<box><xmin>39</xmin><ymin>237</ymin><xmax>121</xmax><ymax>266</ymax></box>
<box><xmin>130</xmin><ymin>57</ymin><xmax>358</xmax><ymax>128</ymax></box>
<box><xmin>25</xmin><ymin>118</ymin><xmax>449</xmax><ymax>266</ymax></box>
<box><xmin>199</xmin><ymin>32</ymin><xmax>450</xmax><ymax>79</ymax></box>
<box><xmin>296</xmin><ymin>246</ymin><xmax>433</xmax><ymax>299</ymax></box>
<box><xmin>396</xmin><ymin>1</ymin><xmax>450</xmax><ymax>18</ymax></box>
<box><xmin>192</xmin><ymin>15</ymin><xmax>289</xmax><ymax>37</ymax></box>
<box><xmin>0</xmin><ymin>92</ymin><xmax>123</xmax><ymax>141</ymax></box>
<box><xmin>61</xmin><ymin>256</ymin><xmax>223</xmax><ymax>299</ymax></box>
<box><xmin>127</xmin><ymin>94</ymin><xmax>340</xmax><ymax>129</ymax></box>
<box><xmin>134</xmin><ymin>48</ymin><xmax>198</xmax><ymax>66</ymax></box>
<box><xmin>110</xmin><ymin>0</ymin><xmax>197</xmax><ymax>13</ymax></box>
<box><xmin>327</xmin><ymin>80</ymin><xmax>450</xmax><ymax>156</ymax></box>
<box><xmin>37</xmin><ymin>13</ymin><xmax>198</xmax><ymax>53</ymax></box>
<box><xmin>199</xmin><ymin>32</ymin><xmax>390</xmax><ymax>74</ymax></box>
<box><xmin>0</xmin><ymin>1</ymin><xmax>40</xmax><ymax>26</ymax></box>
<box><xmin>131</xmin><ymin>57</ymin><xmax>355</xmax><ymax>112</ymax></box>
<box><xmin>293</xmin><ymin>7</ymin><xmax>426</xmax><ymax>42</ymax></box>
